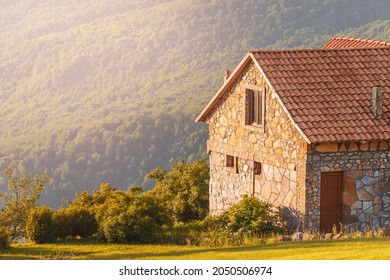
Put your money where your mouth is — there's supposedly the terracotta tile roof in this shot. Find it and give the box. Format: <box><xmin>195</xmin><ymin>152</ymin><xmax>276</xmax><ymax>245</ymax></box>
<box><xmin>322</xmin><ymin>36</ymin><xmax>390</xmax><ymax>49</ymax></box>
<box><xmin>251</xmin><ymin>47</ymin><xmax>390</xmax><ymax>142</ymax></box>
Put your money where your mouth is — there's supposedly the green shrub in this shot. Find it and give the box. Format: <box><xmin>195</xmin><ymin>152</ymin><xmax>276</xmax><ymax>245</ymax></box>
<box><xmin>166</xmin><ymin>197</ymin><xmax>283</xmax><ymax>247</ymax></box>
<box><xmin>26</xmin><ymin>206</ymin><xmax>55</xmax><ymax>244</ymax></box>
<box><xmin>220</xmin><ymin>196</ymin><xmax>283</xmax><ymax>236</ymax></box>
<box><xmin>67</xmin><ymin>207</ymin><xmax>98</xmax><ymax>238</ymax></box>
<box><xmin>100</xmin><ymin>193</ymin><xmax>172</xmax><ymax>244</ymax></box>
<box><xmin>53</xmin><ymin>206</ymin><xmax>98</xmax><ymax>239</ymax></box>
<box><xmin>0</xmin><ymin>226</ymin><xmax>10</xmax><ymax>249</ymax></box>
<box><xmin>52</xmin><ymin>208</ymin><xmax>72</xmax><ymax>239</ymax></box>
<box><xmin>167</xmin><ymin>221</ymin><xmax>204</xmax><ymax>245</ymax></box>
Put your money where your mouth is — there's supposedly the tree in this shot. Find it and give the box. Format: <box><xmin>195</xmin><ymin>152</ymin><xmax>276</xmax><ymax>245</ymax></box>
<box><xmin>147</xmin><ymin>158</ymin><xmax>209</xmax><ymax>223</ymax></box>
<box><xmin>0</xmin><ymin>165</ymin><xmax>47</xmax><ymax>241</ymax></box>
<box><xmin>26</xmin><ymin>206</ymin><xmax>55</xmax><ymax>244</ymax></box>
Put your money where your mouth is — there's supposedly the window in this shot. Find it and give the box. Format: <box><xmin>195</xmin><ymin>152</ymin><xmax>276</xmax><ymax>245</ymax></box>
<box><xmin>246</xmin><ymin>90</ymin><xmax>264</xmax><ymax>126</ymax></box>
<box><xmin>226</xmin><ymin>155</ymin><xmax>234</xmax><ymax>167</ymax></box>
<box><xmin>254</xmin><ymin>161</ymin><xmax>261</xmax><ymax>175</ymax></box>
<box><xmin>235</xmin><ymin>157</ymin><xmax>239</xmax><ymax>173</ymax></box>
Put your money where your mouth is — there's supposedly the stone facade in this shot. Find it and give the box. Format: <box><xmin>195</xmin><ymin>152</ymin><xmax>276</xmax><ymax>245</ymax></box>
<box><xmin>306</xmin><ymin>141</ymin><xmax>390</xmax><ymax>230</ymax></box>
<box><xmin>205</xmin><ymin>62</ymin><xmax>307</xmax><ymax>230</ymax></box>
<box><xmin>203</xmin><ymin>61</ymin><xmax>390</xmax><ymax>232</ymax></box>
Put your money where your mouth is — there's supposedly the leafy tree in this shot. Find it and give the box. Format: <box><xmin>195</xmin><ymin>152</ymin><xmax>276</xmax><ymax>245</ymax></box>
<box><xmin>0</xmin><ymin>165</ymin><xmax>47</xmax><ymax>241</ymax></box>
<box><xmin>69</xmin><ymin>183</ymin><xmax>118</xmax><ymax>217</ymax></box>
<box><xmin>147</xmin><ymin>158</ymin><xmax>209</xmax><ymax>223</ymax></box>
<box><xmin>26</xmin><ymin>206</ymin><xmax>55</xmax><ymax>244</ymax></box>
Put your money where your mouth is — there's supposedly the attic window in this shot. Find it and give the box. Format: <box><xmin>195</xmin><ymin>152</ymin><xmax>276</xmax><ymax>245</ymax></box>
<box><xmin>226</xmin><ymin>155</ymin><xmax>234</xmax><ymax>167</ymax></box>
<box><xmin>245</xmin><ymin>89</ymin><xmax>264</xmax><ymax>126</ymax></box>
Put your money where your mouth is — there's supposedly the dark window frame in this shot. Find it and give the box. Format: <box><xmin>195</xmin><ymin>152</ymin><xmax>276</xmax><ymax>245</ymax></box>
<box><xmin>254</xmin><ymin>161</ymin><xmax>261</xmax><ymax>175</ymax></box>
<box><xmin>226</xmin><ymin>155</ymin><xmax>234</xmax><ymax>167</ymax></box>
<box><xmin>245</xmin><ymin>89</ymin><xmax>265</xmax><ymax>127</ymax></box>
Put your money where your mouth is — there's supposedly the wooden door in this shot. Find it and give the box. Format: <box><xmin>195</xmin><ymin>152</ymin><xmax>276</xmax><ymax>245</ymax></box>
<box><xmin>320</xmin><ymin>172</ymin><xmax>342</xmax><ymax>233</ymax></box>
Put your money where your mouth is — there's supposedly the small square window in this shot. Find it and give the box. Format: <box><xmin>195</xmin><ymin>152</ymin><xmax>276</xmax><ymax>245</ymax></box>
<box><xmin>254</xmin><ymin>161</ymin><xmax>261</xmax><ymax>175</ymax></box>
<box><xmin>226</xmin><ymin>155</ymin><xmax>234</xmax><ymax>167</ymax></box>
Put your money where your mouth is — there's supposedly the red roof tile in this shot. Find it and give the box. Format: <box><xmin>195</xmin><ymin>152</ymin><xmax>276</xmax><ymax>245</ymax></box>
<box><xmin>322</xmin><ymin>36</ymin><xmax>390</xmax><ymax>49</ymax></box>
<box><xmin>196</xmin><ymin>37</ymin><xmax>390</xmax><ymax>143</ymax></box>
<box><xmin>251</xmin><ymin>47</ymin><xmax>390</xmax><ymax>142</ymax></box>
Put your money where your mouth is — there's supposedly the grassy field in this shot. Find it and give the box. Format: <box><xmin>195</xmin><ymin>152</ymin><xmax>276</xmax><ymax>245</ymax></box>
<box><xmin>1</xmin><ymin>238</ymin><xmax>390</xmax><ymax>260</ymax></box>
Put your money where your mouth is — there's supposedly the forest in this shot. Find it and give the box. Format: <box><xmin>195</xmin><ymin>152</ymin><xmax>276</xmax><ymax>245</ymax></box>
<box><xmin>0</xmin><ymin>0</ymin><xmax>390</xmax><ymax>206</ymax></box>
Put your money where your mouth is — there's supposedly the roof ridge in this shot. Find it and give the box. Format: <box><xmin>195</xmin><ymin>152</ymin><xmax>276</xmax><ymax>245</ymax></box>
<box><xmin>249</xmin><ymin>46</ymin><xmax>390</xmax><ymax>54</ymax></box>
<box><xmin>331</xmin><ymin>35</ymin><xmax>390</xmax><ymax>45</ymax></box>
<box><xmin>322</xmin><ymin>35</ymin><xmax>390</xmax><ymax>49</ymax></box>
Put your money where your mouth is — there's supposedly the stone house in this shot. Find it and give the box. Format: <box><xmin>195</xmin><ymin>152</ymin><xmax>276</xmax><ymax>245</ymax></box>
<box><xmin>196</xmin><ymin>36</ymin><xmax>390</xmax><ymax>232</ymax></box>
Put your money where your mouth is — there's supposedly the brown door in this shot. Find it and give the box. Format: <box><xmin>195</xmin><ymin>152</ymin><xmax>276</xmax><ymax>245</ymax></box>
<box><xmin>320</xmin><ymin>172</ymin><xmax>342</xmax><ymax>233</ymax></box>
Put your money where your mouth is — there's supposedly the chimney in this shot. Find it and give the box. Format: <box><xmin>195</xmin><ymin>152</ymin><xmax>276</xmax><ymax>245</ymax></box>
<box><xmin>224</xmin><ymin>70</ymin><xmax>231</xmax><ymax>82</ymax></box>
<box><xmin>372</xmin><ymin>86</ymin><xmax>383</xmax><ymax>118</ymax></box>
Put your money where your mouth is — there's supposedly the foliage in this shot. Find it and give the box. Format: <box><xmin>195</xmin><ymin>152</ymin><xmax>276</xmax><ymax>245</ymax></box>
<box><xmin>52</xmin><ymin>206</ymin><xmax>98</xmax><ymax>240</ymax></box>
<box><xmin>52</xmin><ymin>208</ymin><xmax>72</xmax><ymax>240</ymax></box>
<box><xmin>65</xmin><ymin>207</ymin><xmax>98</xmax><ymax>239</ymax></box>
<box><xmin>165</xmin><ymin>197</ymin><xmax>283</xmax><ymax>246</ymax></box>
<box><xmin>63</xmin><ymin>183</ymin><xmax>172</xmax><ymax>244</ymax></box>
<box><xmin>0</xmin><ymin>226</ymin><xmax>10</xmax><ymax>250</ymax></box>
<box><xmin>166</xmin><ymin>221</ymin><xmax>205</xmax><ymax>245</ymax></box>
<box><xmin>99</xmin><ymin>192</ymin><xmax>172</xmax><ymax>244</ymax></box>
<box><xmin>26</xmin><ymin>206</ymin><xmax>55</xmax><ymax>244</ymax></box>
<box><xmin>1</xmin><ymin>1</ymin><xmax>389</xmax><ymax>207</ymax></box>
<box><xmin>147</xmin><ymin>158</ymin><xmax>209</xmax><ymax>223</ymax></box>
<box><xmin>219</xmin><ymin>196</ymin><xmax>283</xmax><ymax>236</ymax></box>
<box><xmin>0</xmin><ymin>165</ymin><xmax>47</xmax><ymax>241</ymax></box>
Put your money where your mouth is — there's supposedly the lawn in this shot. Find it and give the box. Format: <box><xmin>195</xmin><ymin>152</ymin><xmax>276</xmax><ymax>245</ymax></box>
<box><xmin>1</xmin><ymin>238</ymin><xmax>390</xmax><ymax>260</ymax></box>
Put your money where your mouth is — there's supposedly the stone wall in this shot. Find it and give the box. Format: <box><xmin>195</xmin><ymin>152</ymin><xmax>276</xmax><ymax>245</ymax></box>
<box><xmin>203</xmin><ymin>59</ymin><xmax>390</xmax><ymax>232</ymax></box>
<box><xmin>306</xmin><ymin>141</ymin><xmax>390</xmax><ymax>230</ymax></box>
<box><xmin>205</xmin><ymin>61</ymin><xmax>307</xmax><ymax>228</ymax></box>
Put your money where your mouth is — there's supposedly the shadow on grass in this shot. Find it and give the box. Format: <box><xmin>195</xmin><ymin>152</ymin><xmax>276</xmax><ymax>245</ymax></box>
<box><xmin>0</xmin><ymin>244</ymin><xmax>95</xmax><ymax>260</ymax></box>
<box><xmin>2</xmin><ymin>237</ymin><xmax>390</xmax><ymax>260</ymax></box>
<box><xmin>90</xmin><ymin>238</ymin><xmax>390</xmax><ymax>260</ymax></box>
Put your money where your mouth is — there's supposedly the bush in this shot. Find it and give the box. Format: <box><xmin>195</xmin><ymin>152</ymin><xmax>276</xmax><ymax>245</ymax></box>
<box><xmin>220</xmin><ymin>196</ymin><xmax>283</xmax><ymax>236</ymax></box>
<box><xmin>167</xmin><ymin>197</ymin><xmax>284</xmax><ymax>247</ymax></box>
<box><xmin>166</xmin><ymin>221</ymin><xmax>205</xmax><ymax>245</ymax></box>
<box><xmin>100</xmin><ymin>193</ymin><xmax>172</xmax><ymax>243</ymax></box>
<box><xmin>67</xmin><ymin>207</ymin><xmax>98</xmax><ymax>238</ymax></box>
<box><xmin>52</xmin><ymin>208</ymin><xmax>72</xmax><ymax>239</ymax></box>
<box><xmin>53</xmin><ymin>206</ymin><xmax>98</xmax><ymax>239</ymax></box>
<box><xmin>26</xmin><ymin>206</ymin><xmax>55</xmax><ymax>244</ymax></box>
<box><xmin>0</xmin><ymin>226</ymin><xmax>10</xmax><ymax>249</ymax></box>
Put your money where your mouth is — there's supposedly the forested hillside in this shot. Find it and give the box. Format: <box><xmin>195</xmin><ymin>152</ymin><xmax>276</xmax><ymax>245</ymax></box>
<box><xmin>0</xmin><ymin>0</ymin><xmax>390</xmax><ymax>206</ymax></box>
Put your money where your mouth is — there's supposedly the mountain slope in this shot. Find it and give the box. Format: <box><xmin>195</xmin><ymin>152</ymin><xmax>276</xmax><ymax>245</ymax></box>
<box><xmin>0</xmin><ymin>0</ymin><xmax>389</xmax><ymax>206</ymax></box>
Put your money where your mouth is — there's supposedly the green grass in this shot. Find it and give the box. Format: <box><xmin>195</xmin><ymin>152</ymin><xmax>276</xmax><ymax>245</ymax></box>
<box><xmin>1</xmin><ymin>238</ymin><xmax>390</xmax><ymax>260</ymax></box>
